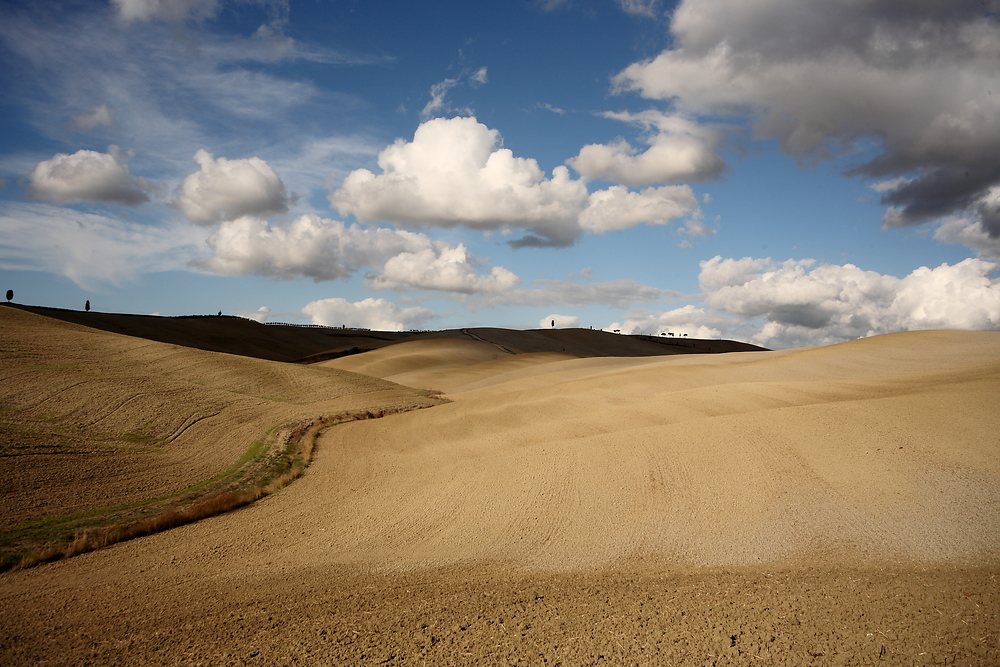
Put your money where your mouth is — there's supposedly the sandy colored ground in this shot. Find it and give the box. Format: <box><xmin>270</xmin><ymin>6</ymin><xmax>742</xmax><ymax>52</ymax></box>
<box><xmin>1</xmin><ymin>321</ymin><xmax>999</xmax><ymax>664</ymax></box>
<box><xmin>314</xmin><ymin>331</ymin><xmax>1000</xmax><ymax>569</ymax></box>
<box><xmin>0</xmin><ymin>306</ymin><xmax>434</xmax><ymax>540</ymax></box>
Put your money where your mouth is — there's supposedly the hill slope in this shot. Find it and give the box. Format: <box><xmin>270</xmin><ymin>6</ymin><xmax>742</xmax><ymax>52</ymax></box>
<box><xmin>1</xmin><ymin>324</ymin><xmax>997</xmax><ymax>664</ymax></box>
<box><xmin>316</xmin><ymin>330</ymin><xmax>1000</xmax><ymax>569</ymax></box>
<box><xmin>8</xmin><ymin>304</ymin><xmax>765</xmax><ymax>362</ymax></box>
<box><xmin>0</xmin><ymin>306</ymin><xmax>434</xmax><ymax>559</ymax></box>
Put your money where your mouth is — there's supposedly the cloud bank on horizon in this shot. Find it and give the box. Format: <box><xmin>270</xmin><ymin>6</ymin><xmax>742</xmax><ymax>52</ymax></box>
<box><xmin>0</xmin><ymin>0</ymin><xmax>998</xmax><ymax>348</ymax></box>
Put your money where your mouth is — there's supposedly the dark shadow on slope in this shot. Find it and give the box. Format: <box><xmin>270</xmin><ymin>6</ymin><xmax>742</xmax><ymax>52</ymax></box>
<box><xmin>3</xmin><ymin>304</ymin><xmax>768</xmax><ymax>362</ymax></box>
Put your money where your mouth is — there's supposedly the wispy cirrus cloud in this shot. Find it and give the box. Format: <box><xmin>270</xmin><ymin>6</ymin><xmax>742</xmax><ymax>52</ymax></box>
<box><xmin>476</xmin><ymin>277</ymin><xmax>679</xmax><ymax>309</ymax></box>
<box><xmin>420</xmin><ymin>65</ymin><xmax>489</xmax><ymax>121</ymax></box>
<box><xmin>536</xmin><ymin>0</ymin><xmax>661</xmax><ymax>17</ymax></box>
<box><xmin>70</xmin><ymin>104</ymin><xmax>114</xmax><ymax>131</ymax></box>
<box><xmin>111</xmin><ymin>0</ymin><xmax>223</xmax><ymax>25</ymax></box>
<box><xmin>0</xmin><ymin>1</ymin><xmax>386</xmax><ymax>188</ymax></box>
<box><xmin>0</xmin><ymin>202</ymin><xmax>206</xmax><ymax>290</ymax></box>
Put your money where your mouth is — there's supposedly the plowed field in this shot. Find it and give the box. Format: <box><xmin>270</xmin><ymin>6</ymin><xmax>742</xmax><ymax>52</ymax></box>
<box><xmin>0</xmin><ymin>307</ymin><xmax>435</xmax><ymax>554</ymax></box>
<box><xmin>1</xmin><ymin>313</ymin><xmax>998</xmax><ymax>665</ymax></box>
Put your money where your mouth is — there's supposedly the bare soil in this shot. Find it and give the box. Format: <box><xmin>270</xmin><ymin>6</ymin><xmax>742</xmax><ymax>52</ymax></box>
<box><xmin>1</xmin><ymin>310</ymin><xmax>997</xmax><ymax>665</ymax></box>
<box><xmin>2</xmin><ymin>558</ymin><xmax>996</xmax><ymax>665</ymax></box>
<box><xmin>0</xmin><ymin>306</ymin><xmax>435</xmax><ymax>562</ymax></box>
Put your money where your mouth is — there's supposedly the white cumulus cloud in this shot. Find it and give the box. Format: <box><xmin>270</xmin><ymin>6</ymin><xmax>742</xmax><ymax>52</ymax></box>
<box><xmin>27</xmin><ymin>146</ymin><xmax>155</xmax><ymax>205</ymax></box>
<box><xmin>197</xmin><ymin>213</ymin><xmax>520</xmax><ymax>294</ymax></box>
<box><xmin>698</xmin><ymin>255</ymin><xmax>775</xmax><ymax>291</ymax></box>
<box><xmin>579</xmin><ymin>184</ymin><xmax>699</xmax><ymax>233</ymax></box>
<box><xmin>936</xmin><ymin>213</ymin><xmax>1000</xmax><ymax>261</ymax></box>
<box><xmin>371</xmin><ymin>244</ymin><xmax>521</xmax><ymax>294</ymax></box>
<box><xmin>198</xmin><ymin>214</ymin><xmax>419</xmax><ymax>280</ymax></box>
<box><xmin>175</xmin><ymin>149</ymin><xmax>289</xmax><ymax>225</ymax></box>
<box><xmin>302</xmin><ymin>297</ymin><xmax>434</xmax><ymax>331</ymax></box>
<box><xmin>568</xmin><ymin>111</ymin><xmax>725</xmax><ymax>186</ymax></box>
<box><xmin>331</xmin><ymin>116</ymin><xmax>701</xmax><ymax>247</ymax></box>
<box><xmin>698</xmin><ymin>255</ymin><xmax>1000</xmax><ymax>348</ymax></box>
<box><xmin>613</xmin><ymin>0</ymin><xmax>1000</xmax><ymax>249</ymax></box>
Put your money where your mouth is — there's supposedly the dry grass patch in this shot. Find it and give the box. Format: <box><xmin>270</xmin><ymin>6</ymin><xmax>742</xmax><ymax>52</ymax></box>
<box><xmin>5</xmin><ymin>403</ymin><xmax>433</xmax><ymax>572</ymax></box>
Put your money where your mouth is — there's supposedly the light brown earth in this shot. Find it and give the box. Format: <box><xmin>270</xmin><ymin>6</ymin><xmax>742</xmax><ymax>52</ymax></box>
<box><xmin>0</xmin><ymin>306</ymin><xmax>437</xmax><ymax>556</ymax></box>
<box><xmin>1</xmin><ymin>309</ymin><xmax>998</xmax><ymax>665</ymax></box>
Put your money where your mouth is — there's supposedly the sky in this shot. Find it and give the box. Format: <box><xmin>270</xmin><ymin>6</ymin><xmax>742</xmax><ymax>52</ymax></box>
<box><xmin>1</xmin><ymin>0</ymin><xmax>999</xmax><ymax>349</ymax></box>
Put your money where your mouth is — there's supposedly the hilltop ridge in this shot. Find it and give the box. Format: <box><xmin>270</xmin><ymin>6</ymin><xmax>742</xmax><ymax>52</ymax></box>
<box><xmin>3</xmin><ymin>303</ymin><xmax>767</xmax><ymax>362</ymax></box>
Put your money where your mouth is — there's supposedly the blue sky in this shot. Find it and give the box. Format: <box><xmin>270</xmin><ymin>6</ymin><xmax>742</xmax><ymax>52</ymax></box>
<box><xmin>1</xmin><ymin>0</ymin><xmax>998</xmax><ymax>348</ymax></box>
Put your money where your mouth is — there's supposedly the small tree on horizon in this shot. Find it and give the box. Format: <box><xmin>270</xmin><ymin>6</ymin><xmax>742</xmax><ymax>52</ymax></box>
<box><xmin>85</xmin><ymin>300</ymin><xmax>90</xmax><ymax>312</ymax></box>
<box><xmin>5</xmin><ymin>289</ymin><xmax>11</xmax><ymax>303</ymax></box>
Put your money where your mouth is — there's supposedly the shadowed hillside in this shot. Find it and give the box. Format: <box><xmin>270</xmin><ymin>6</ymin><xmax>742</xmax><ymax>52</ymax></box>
<box><xmin>5</xmin><ymin>303</ymin><xmax>766</xmax><ymax>362</ymax></box>
<box><xmin>4</xmin><ymin>304</ymin><xmax>411</xmax><ymax>362</ymax></box>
